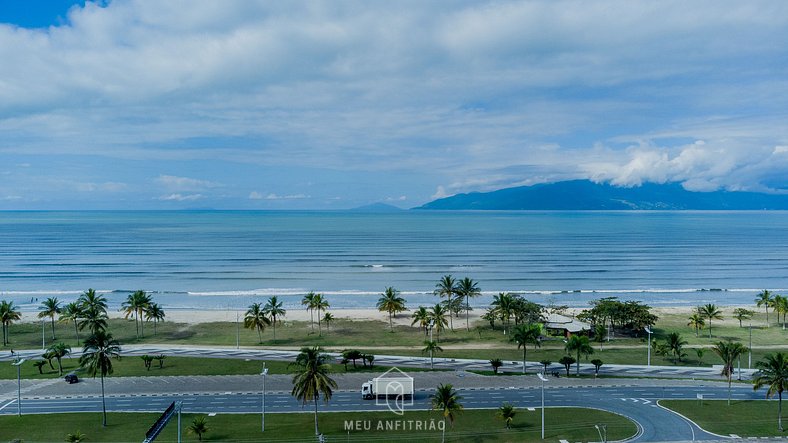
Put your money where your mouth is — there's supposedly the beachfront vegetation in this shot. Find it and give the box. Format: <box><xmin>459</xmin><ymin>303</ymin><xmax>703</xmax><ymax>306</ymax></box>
<box><xmin>712</xmin><ymin>340</ymin><xmax>749</xmax><ymax>405</ymax></box>
<box><xmin>290</xmin><ymin>346</ymin><xmax>337</xmax><ymax>437</ymax></box>
<box><xmin>0</xmin><ymin>299</ymin><xmax>21</xmax><ymax>346</ymax></box>
<box><xmin>565</xmin><ymin>335</ymin><xmax>594</xmax><ymax>375</ymax></box>
<box><xmin>511</xmin><ymin>323</ymin><xmax>541</xmax><ymax>373</ymax></box>
<box><xmin>38</xmin><ymin>297</ymin><xmax>61</xmax><ymax>340</ymax></box>
<box><xmin>699</xmin><ymin>303</ymin><xmax>723</xmax><ymax>338</ymax></box>
<box><xmin>432</xmin><ymin>383</ymin><xmax>464</xmax><ymax>443</ymax></box>
<box><xmin>377</xmin><ymin>286</ymin><xmax>407</xmax><ymax>331</ymax></box>
<box><xmin>80</xmin><ymin>330</ymin><xmax>122</xmax><ymax>426</ymax></box>
<box><xmin>752</xmin><ymin>352</ymin><xmax>788</xmax><ymax>431</ymax></box>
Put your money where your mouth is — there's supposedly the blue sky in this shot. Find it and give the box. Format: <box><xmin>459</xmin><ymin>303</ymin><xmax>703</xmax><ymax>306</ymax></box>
<box><xmin>1</xmin><ymin>1</ymin><xmax>787</xmax><ymax>209</ymax></box>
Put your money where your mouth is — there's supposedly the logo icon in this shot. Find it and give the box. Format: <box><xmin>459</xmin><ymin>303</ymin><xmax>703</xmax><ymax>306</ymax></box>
<box><xmin>361</xmin><ymin>367</ymin><xmax>414</xmax><ymax>415</ymax></box>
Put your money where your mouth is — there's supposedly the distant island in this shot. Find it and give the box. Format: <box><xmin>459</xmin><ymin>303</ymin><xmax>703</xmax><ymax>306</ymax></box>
<box><xmin>416</xmin><ymin>180</ymin><xmax>788</xmax><ymax>210</ymax></box>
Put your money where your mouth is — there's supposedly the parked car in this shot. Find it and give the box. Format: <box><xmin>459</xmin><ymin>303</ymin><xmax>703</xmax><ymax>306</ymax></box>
<box><xmin>64</xmin><ymin>373</ymin><xmax>79</xmax><ymax>384</ymax></box>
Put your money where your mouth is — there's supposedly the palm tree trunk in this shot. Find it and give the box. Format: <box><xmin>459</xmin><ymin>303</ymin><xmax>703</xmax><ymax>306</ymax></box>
<box><xmin>709</xmin><ymin>320</ymin><xmax>712</xmax><ymax>338</ymax></box>
<box><xmin>257</xmin><ymin>326</ymin><xmax>262</xmax><ymax>343</ymax></box>
<box><xmin>101</xmin><ymin>373</ymin><xmax>107</xmax><ymax>427</ymax></box>
<box><xmin>522</xmin><ymin>347</ymin><xmax>527</xmax><ymax>374</ymax></box>
<box><xmin>389</xmin><ymin>311</ymin><xmax>393</xmax><ymax>331</ymax></box>
<box><xmin>51</xmin><ymin>316</ymin><xmax>56</xmax><ymax>340</ymax></box>
<box><xmin>139</xmin><ymin>308</ymin><xmax>144</xmax><ymax>337</ymax></box>
<box><xmin>313</xmin><ymin>395</ymin><xmax>320</xmax><ymax>436</ymax></box>
<box><xmin>766</xmin><ymin>307</ymin><xmax>769</xmax><ymax>326</ymax></box>
<box><xmin>74</xmin><ymin>320</ymin><xmax>80</xmax><ymax>345</ymax></box>
<box><xmin>727</xmin><ymin>374</ymin><xmax>731</xmax><ymax>406</ymax></box>
<box><xmin>273</xmin><ymin>320</ymin><xmax>277</xmax><ymax>340</ymax></box>
<box><xmin>318</xmin><ymin>315</ymin><xmax>322</xmax><ymax>336</ymax></box>
<box><xmin>135</xmin><ymin>313</ymin><xmax>139</xmax><ymax>338</ymax></box>
<box><xmin>779</xmin><ymin>391</ymin><xmax>783</xmax><ymax>431</ymax></box>
<box><xmin>310</xmin><ymin>309</ymin><xmax>314</xmax><ymax>332</ymax></box>
<box><xmin>57</xmin><ymin>357</ymin><xmax>63</xmax><ymax>376</ymax></box>
<box><xmin>466</xmin><ymin>295</ymin><xmax>470</xmax><ymax>331</ymax></box>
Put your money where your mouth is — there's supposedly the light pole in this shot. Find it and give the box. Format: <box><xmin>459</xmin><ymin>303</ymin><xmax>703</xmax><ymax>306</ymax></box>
<box><xmin>748</xmin><ymin>322</ymin><xmax>752</xmax><ymax>369</ymax></box>
<box><xmin>644</xmin><ymin>326</ymin><xmax>652</xmax><ymax>366</ymax></box>
<box><xmin>12</xmin><ymin>357</ymin><xmax>26</xmax><ymax>416</ymax></box>
<box><xmin>261</xmin><ymin>363</ymin><xmax>268</xmax><ymax>432</ymax></box>
<box><xmin>537</xmin><ymin>372</ymin><xmax>548</xmax><ymax>439</ymax></box>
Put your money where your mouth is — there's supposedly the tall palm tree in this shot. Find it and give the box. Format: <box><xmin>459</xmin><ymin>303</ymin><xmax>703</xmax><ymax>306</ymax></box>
<box><xmin>687</xmin><ymin>313</ymin><xmax>705</xmax><ymax>337</ymax></box>
<box><xmin>511</xmin><ymin>323</ymin><xmax>541</xmax><ymax>373</ymax></box>
<box><xmin>565</xmin><ymin>335</ymin><xmax>594</xmax><ymax>375</ymax></box>
<box><xmin>187</xmin><ymin>416</ymin><xmax>209</xmax><ymax>441</ymax></box>
<box><xmin>0</xmin><ymin>300</ymin><xmax>22</xmax><ymax>346</ymax></box>
<box><xmin>47</xmin><ymin>342</ymin><xmax>71</xmax><ymax>376</ymax></box>
<box><xmin>497</xmin><ymin>403</ymin><xmax>517</xmax><ymax>429</ymax></box>
<box><xmin>377</xmin><ymin>286</ymin><xmax>407</xmax><ymax>331</ymax></box>
<box><xmin>80</xmin><ymin>306</ymin><xmax>108</xmax><ymax>336</ymax></box>
<box><xmin>431</xmin><ymin>383</ymin><xmax>463</xmax><ymax>443</ymax></box>
<box><xmin>756</xmin><ymin>290</ymin><xmax>774</xmax><ymax>326</ymax></box>
<box><xmin>434</xmin><ymin>275</ymin><xmax>458</xmax><ymax>331</ymax></box>
<box><xmin>422</xmin><ymin>340</ymin><xmax>443</xmax><ymax>369</ymax></box>
<box><xmin>491</xmin><ymin>292</ymin><xmax>515</xmax><ymax>334</ymax></box>
<box><xmin>411</xmin><ymin>306</ymin><xmax>430</xmax><ymax>335</ymax></box>
<box><xmin>429</xmin><ymin>303</ymin><xmax>449</xmax><ymax>342</ymax></box>
<box><xmin>122</xmin><ymin>290</ymin><xmax>151</xmax><ymax>338</ymax></box>
<box><xmin>80</xmin><ymin>330</ymin><xmax>121</xmax><ymax>426</ymax></box>
<box><xmin>698</xmin><ymin>304</ymin><xmax>723</xmax><ymax>338</ymax></box>
<box><xmin>244</xmin><ymin>302</ymin><xmax>271</xmax><ymax>343</ymax></box>
<box><xmin>313</xmin><ymin>294</ymin><xmax>330</xmax><ymax>336</ymax></box>
<box><xmin>752</xmin><ymin>352</ymin><xmax>788</xmax><ymax>431</ymax></box>
<box><xmin>301</xmin><ymin>292</ymin><xmax>317</xmax><ymax>333</ymax></box>
<box><xmin>59</xmin><ymin>302</ymin><xmax>84</xmax><ymax>345</ymax></box>
<box><xmin>79</xmin><ymin>289</ymin><xmax>108</xmax><ymax>316</ymax></box>
<box><xmin>144</xmin><ymin>303</ymin><xmax>166</xmax><ymax>336</ymax></box>
<box><xmin>38</xmin><ymin>297</ymin><xmax>61</xmax><ymax>340</ymax></box>
<box><xmin>263</xmin><ymin>296</ymin><xmax>286</xmax><ymax>340</ymax></box>
<box><xmin>711</xmin><ymin>340</ymin><xmax>748</xmax><ymax>405</ymax></box>
<box><xmin>290</xmin><ymin>346</ymin><xmax>337</xmax><ymax>437</ymax></box>
<box><xmin>456</xmin><ymin>277</ymin><xmax>481</xmax><ymax>331</ymax></box>
<box><xmin>666</xmin><ymin>332</ymin><xmax>688</xmax><ymax>363</ymax></box>
<box><xmin>775</xmin><ymin>295</ymin><xmax>788</xmax><ymax>330</ymax></box>
<box><xmin>322</xmin><ymin>312</ymin><xmax>334</xmax><ymax>332</ymax></box>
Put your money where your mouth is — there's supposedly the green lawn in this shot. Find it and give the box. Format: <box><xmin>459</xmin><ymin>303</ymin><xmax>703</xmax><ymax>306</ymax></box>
<box><xmin>660</xmin><ymin>400</ymin><xmax>787</xmax><ymax>437</ymax></box>
<box><xmin>0</xmin><ymin>408</ymin><xmax>637</xmax><ymax>442</ymax></box>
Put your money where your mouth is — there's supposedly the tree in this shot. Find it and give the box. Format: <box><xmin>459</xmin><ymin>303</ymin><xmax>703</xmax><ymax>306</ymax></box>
<box><xmin>33</xmin><ymin>360</ymin><xmax>47</xmax><ymax>374</ymax></box>
<box><xmin>364</xmin><ymin>353</ymin><xmax>375</xmax><ymax>368</ymax></box>
<box><xmin>559</xmin><ymin>356</ymin><xmax>575</xmax><ymax>377</ymax></box>
<box><xmin>429</xmin><ymin>303</ymin><xmax>449</xmax><ymax>342</ymax></box>
<box><xmin>590</xmin><ymin>359</ymin><xmax>603</xmax><ymax>376</ymax></box>
<box><xmin>539</xmin><ymin>359</ymin><xmax>552</xmax><ymax>374</ymax></box>
<box><xmin>511</xmin><ymin>323</ymin><xmax>541</xmax><ymax>374</ymax></box>
<box><xmin>377</xmin><ymin>286</ymin><xmax>407</xmax><ymax>332</ymax></box>
<box><xmin>0</xmin><ymin>300</ymin><xmax>22</xmax><ymax>346</ymax></box>
<box><xmin>141</xmin><ymin>355</ymin><xmax>155</xmax><ymax>371</ymax></box>
<box><xmin>322</xmin><ymin>312</ymin><xmax>334</xmax><ymax>332</ymax></box>
<box><xmin>711</xmin><ymin>340</ymin><xmax>748</xmax><ymax>405</ymax></box>
<box><xmin>59</xmin><ymin>302</ymin><xmax>84</xmax><ymax>345</ymax></box>
<box><xmin>263</xmin><ymin>296</ymin><xmax>286</xmax><ymax>340</ymax></box>
<box><xmin>79</xmin><ymin>330</ymin><xmax>121</xmax><ymax>426</ymax></box>
<box><xmin>38</xmin><ymin>297</ymin><xmax>61</xmax><ymax>340</ymax></box>
<box><xmin>752</xmin><ymin>352</ymin><xmax>788</xmax><ymax>431</ymax></box>
<box><xmin>144</xmin><ymin>303</ymin><xmax>166</xmax><ymax>336</ymax></box>
<box><xmin>434</xmin><ymin>275</ymin><xmax>458</xmax><ymax>331</ymax></box>
<box><xmin>666</xmin><ymin>332</ymin><xmax>688</xmax><ymax>363</ymax></box>
<box><xmin>687</xmin><ymin>313</ymin><xmax>705</xmax><ymax>337</ymax></box>
<box><xmin>756</xmin><ymin>290</ymin><xmax>774</xmax><ymax>326</ymax></box>
<box><xmin>122</xmin><ymin>290</ymin><xmax>151</xmax><ymax>338</ymax></box>
<box><xmin>733</xmin><ymin>308</ymin><xmax>755</xmax><ymax>328</ymax></box>
<box><xmin>456</xmin><ymin>277</ymin><xmax>481</xmax><ymax>331</ymax></box>
<box><xmin>187</xmin><ymin>416</ymin><xmax>209</xmax><ymax>441</ymax></box>
<box><xmin>411</xmin><ymin>306</ymin><xmax>430</xmax><ymax>335</ymax></box>
<box><xmin>489</xmin><ymin>358</ymin><xmax>503</xmax><ymax>374</ymax></box>
<box><xmin>244</xmin><ymin>302</ymin><xmax>271</xmax><ymax>343</ymax></box>
<box><xmin>774</xmin><ymin>295</ymin><xmax>788</xmax><ymax>330</ymax></box>
<box><xmin>423</xmin><ymin>340</ymin><xmax>443</xmax><ymax>370</ymax></box>
<box><xmin>48</xmin><ymin>342</ymin><xmax>72</xmax><ymax>376</ymax></box>
<box><xmin>496</xmin><ymin>403</ymin><xmax>516</xmax><ymax>429</ymax></box>
<box><xmin>696</xmin><ymin>348</ymin><xmax>706</xmax><ymax>365</ymax></box>
<box><xmin>78</xmin><ymin>289</ymin><xmax>107</xmax><ymax>316</ymax></box>
<box><xmin>78</xmin><ymin>289</ymin><xmax>108</xmax><ymax>335</ymax></box>
<box><xmin>302</xmin><ymin>292</ymin><xmax>317</xmax><ymax>333</ymax></box>
<box><xmin>65</xmin><ymin>430</ymin><xmax>87</xmax><ymax>443</ymax></box>
<box><xmin>290</xmin><ymin>346</ymin><xmax>337</xmax><ymax>437</ymax></box>
<box><xmin>313</xmin><ymin>293</ymin><xmax>330</xmax><ymax>336</ymax></box>
<box><xmin>342</xmin><ymin>349</ymin><xmax>363</xmax><ymax>369</ymax></box>
<box><xmin>698</xmin><ymin>304</ymin><xmax>723</xmax><ymax>338</ymax></box>
<box><xmin>491</xmin><ymin>292</ymin><xmax>515</xmax><ymax>335</ymax></box>
<box><xmin>565</xmin><ymin>335</ymin><xmax>594</xmax><ymax>375</ymax></box>
<box><xmin>431</xmin><ymin>383</ymin><xmax>463</xmax><ymax>443</ymax></box>
<box><xmin>593</xmin><ymin>323</ymin><xmax>606</xmax><ymax>350</ymax></box>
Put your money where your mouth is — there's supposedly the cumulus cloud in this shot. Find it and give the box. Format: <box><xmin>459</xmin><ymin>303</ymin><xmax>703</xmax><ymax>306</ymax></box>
<box><xmin>155</xmin><ymin>175</ymin><xmax>221</xmax><ymax>191</ymax></box>
<box><xmin>157</xmin><ymin>193</ymin><xmax>203</xmax><ymax>201</ymax></box>
<box><xmin>264</xmin><ymin>193</ymin><xmax>309</xmax><ymax>200</ymax></box>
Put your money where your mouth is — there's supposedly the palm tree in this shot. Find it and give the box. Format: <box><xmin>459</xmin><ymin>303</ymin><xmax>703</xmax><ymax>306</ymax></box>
<box><xmin>756</xmin><ymin>290</ymin><xmax>774</xmax><ymax>326</ymax></box>
<box><xmin>431</xmin><ymin>384</ymin><xmax>463</xmax><ymax>443</ymax></box>
<box><xmin>322</xmin><ymin>312</ymin><xmax>334</xmax><ymax>332</ymax></box>
<box><xmin>48</xmin><ymin>342</ymin><xmax>72</xmax><ymax>376</ymax></box>
<box><xmin>456</xmin><ymin>277</ymin><xmax>481</xmax><ymax>331</ymax></box>
<box><xmin>187</xmin><ymin>416</ymin><xmax>209</xmax><ymax>441</ymax></box>
<box><xmin>411</xmin><ymin>306</ymin><xmax>430</xmax><ymax>335</ymax></box>
<box><xmin>377</xmin><ymin>286</ymin><xmax>407</xmax><ymax>331</ymax></box>
<box><xmin>244</xmin><ymin>302</ymin><xmax>271</xmax><ymax>343</ymax></box>
<box><xmin>80</xmin><ymin>306</ymin><xmax>108</xmax><ymax>336</ymax></box>
<box><xmin>687</xmin><ymin>313</ymin><xmax>705</xmax><ymax>337</ymax></box>
<box><xmin>313</xmin><ymin>293</ymin><xmax>330</xmax><ymax>336</ymax></box>
<box><xmin>79</xmin><ymin>330</ymin><xmax>121</xmax><ymax>426</ymax></box>
<box><xmin>711</xmin><ymin>340</ymin><xmax>748</xmax><ymax>405</ymax></box>
<box><xmin>666</xmin><ymin>332</ymin><xmax>688</xmax><ymax>363</ymax></box>
<box><xmin>775</xmin><ymin>295</ymin><xmax>788</xmax><ymax>330</ymax></box>
<box><xmin>434</xmin><ymin>275</ymin><xmax>458</xmax><ymax>331</ymax></box>
<box><xmin>0</xmin><ymin>300</ymin><xmax>22</xmax><ymax>346</ymax></box>
<box><xmin>122</xmin><ymin>290</ymin><xmax>151</xmax><ymax>338</ymax></box>
<box><xmin>489</xmin><ymin>358</ymin><xmax>503</xmax><ymax>374</ymax></box>
<box><xmin>698</xmin><ymin>304</ymin><xmax>723</xmax><ymax>338</ymax></box>
<box><xmin>422</xmin><ymin>340</ymin><xmax>443</xmax><ymax>369</ymax></box>
<box><xmin>429</xmin><ymin>303</ymin><xmax>449</xmax><ymax>342</ymax></box>
<box><xmin>496</xmin><ymin>403</ymin><xmax>516</xmax><ymax>429</ymax></box>
<box><xmin>38</xmin><ymin>297</ymin><xmax>61</xmax><ymax>340</ymax></box>
<box><xmin>593</xmin><ymin>323</ymin><xmax>606</xmax><ymax>350</ymax></box>
<box><xmin>263</xmin><ymin>296</ymin><xmax>286</xmax><ymax>340</ymax></box>
<box><xmin>144</xmin><ymin>303</ymin><xmax>166</xmax><ymax>336</ymax></box>
<box><xmin>565</xmin><ymin>335</ymin><xmax>594</xmax><ymax>375</ymax></box>
<box><xmin>511</xmin><ymin>323</ymin><xmax>541</xmax><ymax>374</ymax></box>
<box><xmin>491</xmin><ymin>292</ymin><xmax>516</xmax><ymax>335</ymax></box>
<box><xmin>60</xmin><ymin>302</ymin><xmax>84</xmax><ymax>345</ymax></box>
<box><xmin>65</xmin><ymin>430</ymin><xmax>87</xmax><ymax>443</ymax></box>
<box><xmin>301</xmin><ymin>292</ymin><xmax>317</xmax><ymax>333</ymax></box>
<box><xmin>290</xmin><ymin>346</ymin><xmax>337</xmax><ymax>437</ymax></box>
<box><xmin>79</xmin><ymin>289</ymin><xmax>107</xmax><ymax>316</ymax></box>
<box><xmin>752</xmin><ymin>352</ymin><xmax>788</xmax><ymax>431</ymax></box>
<box><xmin>733</xmin><ymin>308</ymin><xmax>755</xmax><ymax>328</ymax></box>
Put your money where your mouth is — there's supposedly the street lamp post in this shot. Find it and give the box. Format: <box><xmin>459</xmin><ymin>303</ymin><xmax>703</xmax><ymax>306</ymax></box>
<box><xmin>261</xmin><ymin>363</ymin><xmax>269</xmax><ymax>432</ymax></box>
<box><xmin>537</xmin><ymin>372</ymin><xmax>548</xmax><ymax>439</ymax></box>
<box><xmin>644</xmin><ymin>326</ymin><xmax>652</xmax><ymax>366</ymax></box>
<box><xmin>11</xmin><ymin>357</ymin><xmax>26</xmax><ymax>416</ymax></box>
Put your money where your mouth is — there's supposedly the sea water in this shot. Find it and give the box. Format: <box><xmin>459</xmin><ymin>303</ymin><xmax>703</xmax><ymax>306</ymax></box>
<box><xmin>0</xmin><ymin>210</ymin><xmax>786</xmax><ymax>312</ymax></box>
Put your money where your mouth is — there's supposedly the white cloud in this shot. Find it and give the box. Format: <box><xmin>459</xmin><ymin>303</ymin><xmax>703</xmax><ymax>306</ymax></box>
<box><xmin>157</xmin><ymin>193</ymin><xmax>203</xmax><ymax>201</ymax></box>
<box><xmin>385</xmin><ymin>195</ymin><xmax>407</xmax><ymax>202</ymax></box>
<box><xmin>155</xmin><ymin>175</ymin><xmax>221</xmax><ymax>191</ymax></box>
<box><xmin>431</xmin><ymin>186</ymin><xmax>449</xmax><ymax>200</ymax></box>
<box><xmin>248</xmin><ymin>191</ymin><xmax>263</xmax><ymax>200</ymax></box>
<box><xmin>265</xmin><ymin>193</ymin><xmax>309</xmax><ymax>200</ymax></box>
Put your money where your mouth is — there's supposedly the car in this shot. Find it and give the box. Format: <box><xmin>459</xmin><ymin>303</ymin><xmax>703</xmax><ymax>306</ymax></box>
<box><xmin>64</xmin><ymin>373</ymin><xmax>79</xmax><ymax>384</ymax></box>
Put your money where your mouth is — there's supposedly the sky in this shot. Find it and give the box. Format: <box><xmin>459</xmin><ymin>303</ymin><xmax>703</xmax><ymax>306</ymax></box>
<box><xmin>0</xmin><ymin>1</ymin><xmax>787</xmax><ymax>209</ymax></box>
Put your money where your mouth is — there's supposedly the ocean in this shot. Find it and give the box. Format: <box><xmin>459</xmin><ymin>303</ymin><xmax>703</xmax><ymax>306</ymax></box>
<box><xmin>0</xmin><ymin>210</ymin><xmax>786</xmax><ymax>313</ymax></box>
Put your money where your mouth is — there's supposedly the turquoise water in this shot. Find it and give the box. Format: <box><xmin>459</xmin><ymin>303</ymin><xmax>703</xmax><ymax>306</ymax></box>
<box><xmin>0</xmin><ymin>210</ymin><xmax>786</xmax><ymax>311</ymax></box>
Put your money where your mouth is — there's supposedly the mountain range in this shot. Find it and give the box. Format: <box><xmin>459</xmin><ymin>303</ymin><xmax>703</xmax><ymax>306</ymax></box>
<box><xmin>416</xmin><ymin>180</ymin><xmax>788</xmax><ymax>210</ymax></box>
